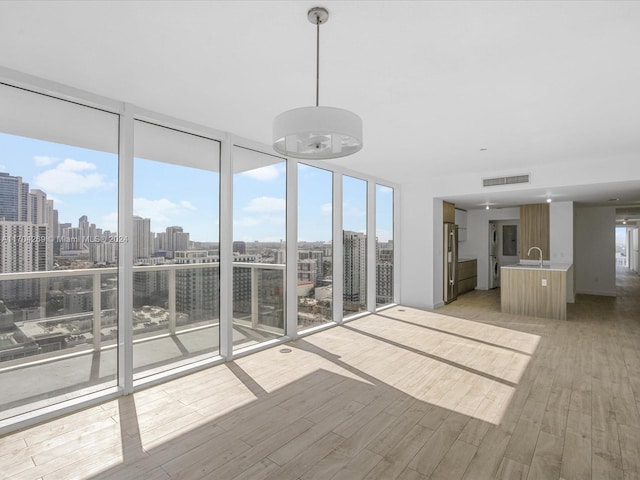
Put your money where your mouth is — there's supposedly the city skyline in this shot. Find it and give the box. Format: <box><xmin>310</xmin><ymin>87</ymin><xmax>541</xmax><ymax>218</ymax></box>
<box><xmin>1</xmin><ymin>132</ymin><xmax>393</xmax><ymax>244</ymax></box>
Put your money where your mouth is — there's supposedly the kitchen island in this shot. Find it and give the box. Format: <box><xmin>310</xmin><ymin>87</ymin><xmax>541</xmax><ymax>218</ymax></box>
<box><xmin>501</xmin><ymin>263</ymin><xmax>574</xmax><ymax>320</ymax></box>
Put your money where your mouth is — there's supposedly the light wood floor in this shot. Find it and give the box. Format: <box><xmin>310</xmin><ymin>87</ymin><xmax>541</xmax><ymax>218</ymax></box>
<box><xmin>1</xmin><ymin>269</ymin><xmax>639</xmax><ymax>480</ymax></box>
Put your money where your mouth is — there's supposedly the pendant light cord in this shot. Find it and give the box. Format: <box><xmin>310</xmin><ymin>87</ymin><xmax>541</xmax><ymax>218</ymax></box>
<box><xmin>316</xmin><ymin>16</ymin><xmax>320</xmax><ymax>107</ymax></box>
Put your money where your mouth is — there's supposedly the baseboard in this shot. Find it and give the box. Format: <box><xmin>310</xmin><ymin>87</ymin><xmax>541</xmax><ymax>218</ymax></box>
<box><xmin>575</xmin><ymin>289</ymin><xmax>616</xmax><ymax>297</ymax></box>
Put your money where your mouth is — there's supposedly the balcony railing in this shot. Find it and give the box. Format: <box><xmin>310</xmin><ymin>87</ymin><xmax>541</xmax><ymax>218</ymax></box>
<box><xmin>0</xmin><ymin>262</ymin><xmax>285</xmax><ymax>362</ymax></box>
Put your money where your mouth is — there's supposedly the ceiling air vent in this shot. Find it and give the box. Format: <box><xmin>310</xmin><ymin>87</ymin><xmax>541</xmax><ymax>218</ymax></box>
<box><xmin>483</xmin><ymin>174</ymin><xmax>530</xmax><ymax>187</ymax></box>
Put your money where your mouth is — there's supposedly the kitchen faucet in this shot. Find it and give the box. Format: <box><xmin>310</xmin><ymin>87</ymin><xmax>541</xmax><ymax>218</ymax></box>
<box><xmin>527</xmin><ymin>246</ymin><xmax>544</xmax><ymax>267</ymax></box>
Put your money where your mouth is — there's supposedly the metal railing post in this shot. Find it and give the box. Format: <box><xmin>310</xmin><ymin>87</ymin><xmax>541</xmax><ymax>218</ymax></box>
<box><xmin>92</xmin><ymin>271</ymin><xmax>101</xmax><ymax>351</ymax></box>
<box><xmin>168</xmin><ymin>268</ymin><xmax>176</xmax><ymax>334</ymax></box>
<box><xmin>251</xmin><ymin>267</ymin><xmax>259</xmax><ymax>329</ymax></box>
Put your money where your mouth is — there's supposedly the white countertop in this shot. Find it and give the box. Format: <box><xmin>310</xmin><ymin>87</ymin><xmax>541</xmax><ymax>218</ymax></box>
<box><xmin>501</xmin><ymin>262</ymin><xmax>573</xmax><ymax>272</ymax></box>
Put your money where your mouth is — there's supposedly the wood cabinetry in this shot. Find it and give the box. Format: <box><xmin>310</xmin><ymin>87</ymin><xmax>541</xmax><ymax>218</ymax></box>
<box><xmin>443</xmin><ymin>201</ymin><xmax>455</xmax><ymax>223</ymax></box>
<box><xmin>520</xmin><ymin>203</ymin><xmax>550</xmax><ymax>260</ymax></box>
<box><xmin>457</xmin><ymin>259</ymin><xmax>477</xmax><ymax>294</ymax></box>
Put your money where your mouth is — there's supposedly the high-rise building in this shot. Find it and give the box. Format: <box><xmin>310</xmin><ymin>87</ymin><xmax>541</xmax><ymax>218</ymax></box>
<box><xmin>174</xmin><ymin>250</ymin><xmax>220</xmax><ymax>323</ymax></box>
<box><xmin>133</xmin><ymin>216</ymin><xmax>152</xmax><ymax>260</ymax></box>
<box><xmin>232</xmin><ymin>241</ymin><xmax>246</xmax><ymax>254</ymax></box>
<box><xmin>0</xmin><ymin>172</ymin><xmax>29</xmax><ymax>222</ymax></box>
<box><xmin>376</xmin><ymin>239</ymin><xmax>394</xmax><ymax>305</ymax></box>
<box><xmin>343</xmin><ymin>230</ymin><xmax>367</xmax><ymax>306</ymax></box>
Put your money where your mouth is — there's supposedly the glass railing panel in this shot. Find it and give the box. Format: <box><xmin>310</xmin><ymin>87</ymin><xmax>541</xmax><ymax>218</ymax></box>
<box><xmin>0</xmin><ymin>271</ymin><xmax>118</xmax><ymax>420</ymax></box>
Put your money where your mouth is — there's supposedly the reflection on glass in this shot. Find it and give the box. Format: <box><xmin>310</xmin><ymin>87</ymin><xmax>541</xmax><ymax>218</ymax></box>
<box><xmin>343</xmin><ymin>176</ymin><xmax>367</xmax><ymax>317</ymax></box>
<box><xmin>232</xmin><ymin>146</ymin><xmax>286</xmax><ymax>349</ymax></box>
<box><xmin>298</xmin><ymin>164</ymin><xmax>333</xmax><ymax>329</ymax></box>
<box><xmin>133</xmin><ymin>121</ymin><xmax>220</xmax><ymax>379</ymax></box>
<box><xmin>376</xmin><ymin>184</ymin><xmax>394</xmax><ymax>307</ymax></box>
<box><xmin>0</xmin><ymin>83</ymin><xmax>119</xmax><ymax>420</ymax></box>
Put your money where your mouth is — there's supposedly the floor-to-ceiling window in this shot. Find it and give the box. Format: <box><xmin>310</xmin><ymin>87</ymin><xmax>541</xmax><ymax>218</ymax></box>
<box><xmin>0</xmin><ymin>83</ymin><xmax>119</xmax><ymax>421</ymax></box>
<box><xmin>376</xmin><ymin>184</ymin><xmax>394</xmax><ymax>307</ymax></box>
<box><xmin>0</xmin><ymin>75</ymin><xmax>397</xmax><ymax>432</ymax></box>
<box><xmin>343</xmin><ymin>175</ymin><xmax>368</xmax><ymax>317</ymax></box>
<box><xmin>297</xmin><ymin>164</ymin><xmax>333</xmax><ymax>329</ymax></box>
<box><xmin>232</xmin><ymin>146</ymin><xmax>286</xmax><ymax>350</ymax></box>
<box><xmin>132</xmin><ymin>121</ymin><xmax>220</xmax><ymax>379</ymax></box>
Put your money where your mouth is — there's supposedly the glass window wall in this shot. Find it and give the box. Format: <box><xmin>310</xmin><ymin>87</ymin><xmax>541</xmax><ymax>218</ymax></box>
<box><xmin>132</xmin><ymin>121</ymin><xmax>220</xmax><ymax>379</ymax></box>
<box><xmin>0</xmin><ymin>83</ymin><xmax>119</xmax><ymax>421</ymax></box>
<box><xmin>376</xmin><ymin>184</ymin><xmax>394</xmax><ymax>307</ymax></box>
<box><xmin>297</xmin><ymin>164</ymin><xmax>333</xmax><ymax>329</ymax></box>
<box><xmin>232</xmin><ymin>146</ymin><xmax>286</xmax><ymax>350</ymax></box>
<box><xmin>342</xmin><ymin>175</ymin><xmax>368</xmax><ymax>317</ymax></box>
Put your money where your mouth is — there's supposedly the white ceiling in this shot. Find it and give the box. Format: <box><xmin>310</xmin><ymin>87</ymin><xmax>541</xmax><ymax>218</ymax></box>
<box><xmin>1</xmin><ymin>0</ymin><xmax>639</xmax><ymax>219</ymax></box>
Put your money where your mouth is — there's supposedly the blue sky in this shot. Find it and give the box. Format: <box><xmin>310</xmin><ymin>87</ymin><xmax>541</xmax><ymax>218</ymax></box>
<box><xmin>1</xmin><ymin>132</ymin><xmax>393</xmax><ymax>243</ymax></box>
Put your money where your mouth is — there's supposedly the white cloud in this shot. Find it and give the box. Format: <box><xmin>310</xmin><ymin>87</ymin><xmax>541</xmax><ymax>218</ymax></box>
<box><xmin>244</xmin><ymin>196</ymin><xmax>285</xmax><ymax>213</ymax></box>
<box><xmin>377</xmin><ymin>185</ymin><xmax>393</xmax><ymax>194</ymax></box>
<box><xmin>0</xmin><ymin>164</ymin><xmax>6</xmax><ymax>171</ymax></box>
<box><xmin>242</xmin><ymin>165</ymin><xmax>280</xmax><ymax>181</ymax></box>
<box><xmin>34</xmin><ymin>158</ymin><xmax>113</xmax><ymax>194</ymax></box>
<box><xmin>234</xmin><ymin>217</ymin><xmax>262</xmax><ymax>228</ymax></box>
<box><xmin>344</xmin><ymin>205</ymin><xmax>366</xmax><ymax>218</ymax></box>
<box><xmin>180</xmin><ymin>200</ymin><xmax>197</xmax><ymax>211</ymax></box>
<box><xmin>320</xmin><ymin>203</ymin><xmax>332</xmax><ymax>216</ymax></box>
<box><xmin>34</xmin><ymin>155</ymin><xmax>59</xmax><ymax>166</ymax></box>
<box><xmin>134</xmin><ymin>198</ymin><xmax>184</xmax><ymax>224</ymax></box>
<box><xmin>376</xmin><ymin>229</ymin><xmax>393</xmax><ymax>242</ymax></box>
<box><xmin>102</xmin><ymin>212</ymin><xmax>119</xmax><ymax>232</ymax></box>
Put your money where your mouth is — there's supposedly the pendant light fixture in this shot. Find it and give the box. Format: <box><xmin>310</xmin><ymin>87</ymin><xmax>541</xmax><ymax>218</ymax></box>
<box><xmin>273</xmin><ymin>7</ymin><xmax>363</xmax><ymax>160</ymax></box>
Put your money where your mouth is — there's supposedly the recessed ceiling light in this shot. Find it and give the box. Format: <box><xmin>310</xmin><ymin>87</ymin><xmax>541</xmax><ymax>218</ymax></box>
<box><xmin>546</xmin><ymin>197</ymin><xmax>552</xmax><ymax>203</ymax></box>
<box><xmin>607</xmin><ymin>198</ymin><xmax>619</xmax><ymax>202</ymax></box>
<box><xmin>480</xmin><ymin>148</ymin><xmax>488</xmax><ymax>151</ymax></box>
<box><xmin>485</xmin><ymin>204</ymin><xmax>490</xmax><ymax>210</ymax></box>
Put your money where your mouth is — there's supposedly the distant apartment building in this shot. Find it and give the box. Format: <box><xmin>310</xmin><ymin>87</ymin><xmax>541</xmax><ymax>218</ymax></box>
<box><xmin>232</xmin><ymin>241</ymin><xmax>246</xmax><ymax>254</ymax></box>
<box><xmin>376</xmin><ymin>239</ymin><xmax>394</xmax><ymax>305</ymax></box>
<box><xmin>0</xmin><ymin>172</ymin><xmax>29</xmax><ymax>222</ymax></box>
<box><xmin>343</xmin><ymin>230</ymin><xmax>367</xmax><ymax>307</ymax></box>
<box><xmin>174</xmin><ymin>250</ymin><xmax>220</xmax><ymax>323</ymax></box>
<box><xmin>133</xmin><ymin>216</ymin><xmax>153</xmax><ymax>261</ymax></box>
<box><xmin>298</xmin><ymin>258</ymin><xmax>319</xmax><ymax>286</ymax></box>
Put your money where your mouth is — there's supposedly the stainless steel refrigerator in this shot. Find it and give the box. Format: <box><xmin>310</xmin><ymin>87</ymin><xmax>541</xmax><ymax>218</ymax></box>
<box><xmin>444</xmin><ymin>223</ymin><xmax>458</xmax><ymax>304</ymax></box>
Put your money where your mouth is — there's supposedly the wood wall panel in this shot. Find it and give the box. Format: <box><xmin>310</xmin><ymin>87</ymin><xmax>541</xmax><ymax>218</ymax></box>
<box><xmin>520</xmin><ymin>203</ymin><xmax>550</xmax><ymax>260</ymax></box>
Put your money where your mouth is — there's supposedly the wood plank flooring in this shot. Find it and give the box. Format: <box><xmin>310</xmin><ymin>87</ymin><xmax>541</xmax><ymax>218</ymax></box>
<box><xmin>1</xmin><ymin>268</ymin><xmax>639</xmax><ymax>479</ymax></box>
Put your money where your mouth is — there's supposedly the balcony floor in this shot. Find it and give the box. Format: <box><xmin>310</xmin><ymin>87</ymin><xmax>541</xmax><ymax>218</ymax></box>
<box><xmin>1</xmin><ymin>268</ymin><xmax>639</xmax><ymax>479</ymax></box>
<box><xmin>0</xmin><ymin>322</ymin><xmax>281</xmax><ymax>416</ymax></box>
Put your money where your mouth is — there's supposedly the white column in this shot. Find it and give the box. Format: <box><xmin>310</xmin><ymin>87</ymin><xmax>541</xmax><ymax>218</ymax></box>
<box><xmin>393</xmin><ymin>186</ymin><xmax>401</xmax><ymax>305</ymax></box>
<box><xmin>219</xmin><ymin>134</ymin><xmax>234</xmax><ymax>360</ymax></box>
<box><xmin>286</xmin><ymin>159</ymin><xmax>298</xmax><ymax>338</ymax></box>
<box><xmin>118</xmin><ymin>106</ymin><xmax>134</xmax><ymax>394</ymax></box>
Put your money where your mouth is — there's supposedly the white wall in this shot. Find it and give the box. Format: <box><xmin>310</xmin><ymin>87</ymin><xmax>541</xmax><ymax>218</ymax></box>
<box><xmin>574</xmin><ymin>206</ymin><xmax>616</xmax><ymax>296</ymax></box>
<box><xmin>550</xmin><ymin>201</ymin><xmax>574</xmax><ymax>301</ymax></box>
<box><xmin>550</xmin><ymin>201</ymin><xmax>574</xmax><ymax>263</ymax></box>
<box><xmin>399</xmin><ymin>182</ymin><xmax>438</xmax><ymax>309</ymax></box>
